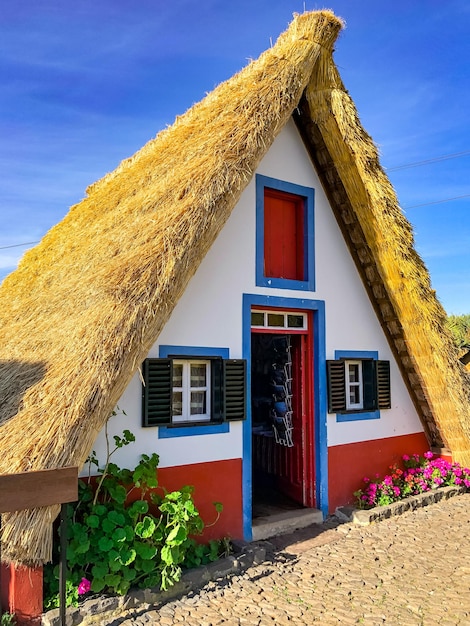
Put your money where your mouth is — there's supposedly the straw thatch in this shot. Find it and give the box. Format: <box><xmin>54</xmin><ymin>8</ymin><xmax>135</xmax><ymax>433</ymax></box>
<box><xmin>0</xmin><ymin>10</ymin><xmax>469</xmax><ymax>566</ymax></box>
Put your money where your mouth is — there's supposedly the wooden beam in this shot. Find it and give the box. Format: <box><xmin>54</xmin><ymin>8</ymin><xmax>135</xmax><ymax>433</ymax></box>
<box><xmin>0</xmin><ymin>467</ymin><xmax>78</xmax><ymax>513</ymax></box>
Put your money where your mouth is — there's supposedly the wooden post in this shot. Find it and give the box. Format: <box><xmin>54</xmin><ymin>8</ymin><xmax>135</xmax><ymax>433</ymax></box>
<box><xmin>59</xmin><ymin>503</ymin><xmax>68</xmax><ymax>626</ymax></box>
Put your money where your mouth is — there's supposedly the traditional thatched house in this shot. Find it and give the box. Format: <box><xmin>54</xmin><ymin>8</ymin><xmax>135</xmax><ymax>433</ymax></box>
<box><xmin>1</xmin><ymin>9</ymin><xmax>470</xmax><ymax>618</ymax></box>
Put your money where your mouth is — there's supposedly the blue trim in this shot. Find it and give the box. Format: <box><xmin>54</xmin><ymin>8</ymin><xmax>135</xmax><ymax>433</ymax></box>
<box><xmin>333</xmin><ymin>350</ymin><xmax>380</xmax><ymax>422</ymax></box>
<box><xmin>336</xmin><ymin>411</ymin><xmax>379</xmax><ymax>423</ymax></box>
<box><xmin>334</xmin><ymin>350</ymin><xmax>378</xmax><ymax>360</ymax></box>
<box><xmin>158</xmin><ymin>345</ymin><xmax>230</xmax><ymax>438</ymax></box>
<box><xmin>159</xmin><ymin>345</ymin><xmax>230</xmax><ymax>359</ymax></box>
<box><xmin>158</xmin><ymin>422</ymin><xmax>230</xmax><ymax>438</ymax></box>
<box><xmin>255</xmin><ymin>175</ymin><xmax>315</xmax><ymax>291</ymax></box>
<box><xmin>242</xmin><ymin>294</ymin><xmax>328</xmax><ymax>540</ymax></box>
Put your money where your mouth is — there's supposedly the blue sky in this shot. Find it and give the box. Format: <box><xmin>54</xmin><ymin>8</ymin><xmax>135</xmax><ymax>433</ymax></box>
<box><xmin>1</xmin><ymin>1</ymin><xmax>469</xmax><ymax>313</ymax></box>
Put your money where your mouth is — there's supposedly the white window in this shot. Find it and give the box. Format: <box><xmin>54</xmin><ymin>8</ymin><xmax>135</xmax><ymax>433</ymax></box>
<box><xmin>345</xmin><ymin>360</ymin><xmax>363</xmax><ymax>410</ymax></box>
<box><xmin>172</xmin><ymin>360</ymin><xmax>211</xmax><ymax>423</ymax></box>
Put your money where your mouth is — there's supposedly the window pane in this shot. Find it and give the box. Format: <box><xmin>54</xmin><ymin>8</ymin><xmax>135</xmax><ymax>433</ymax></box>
<box><xmin>251</xmin><ymin>312</ymin><xmax>265</xmax><ymax>326</ymax></box>
<box><xmin>349</xmin><ymin>386</ymin><xmax>360</xmax><ymax>405</ymax></box>
<box><xmin>190</xmin><ymin>391</ymin><xmax>206</xmax><ymax>415</ymax></box>
<box><xmin>348</xmin><ymin>363</ymin><xmax>360</xmax><ymax>383</ymax></box>
<box><xmin>172</xmin><ymin>364</ymin><xmax>183</xmax><ymax>388</ymax></box>
<box><xmin>190</xmin><ymin>363</ymin><xmax>207</xmax><ymax>387</ymax></box>
<box><xmin>172</xmin><ymin>391</ymin><xmax>183</xmax><ymax>416</ymax></box>
<box><xmin>267</xmin><ymin>313</ymin><xmax>285</xmax><ymax>327</ymax></box>
<box><xmin>287</xmin><ymin>314</ymin><xmax>304</xmax><ymax>328</ymax></box>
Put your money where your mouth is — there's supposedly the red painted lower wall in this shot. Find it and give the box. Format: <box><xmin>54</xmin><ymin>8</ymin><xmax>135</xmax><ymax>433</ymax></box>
<box><xmin>328</xmin><ymin>432</ymin><xmax>430</xmax><ymax>512</ymax></box>
<box><xmin>158</xmin><ymin>458</ymin><xmax>243</xmax><ymax>541</ymax></box>
<box><xmin>1</xmin><ymin>563</ymin><xmax>42</xmax><ymax>625</ymax></box>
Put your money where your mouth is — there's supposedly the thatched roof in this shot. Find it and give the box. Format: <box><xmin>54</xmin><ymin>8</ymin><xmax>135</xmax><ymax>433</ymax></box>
<box><xmin>0</xmin><ymin>10</ymin><xmax>469</xmax><ymax>566</ymax></box>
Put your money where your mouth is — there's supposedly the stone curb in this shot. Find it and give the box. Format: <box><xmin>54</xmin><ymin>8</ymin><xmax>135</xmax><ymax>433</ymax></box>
<box><xmin>335</xmin><ymin>485</ymin><xmax>468</xmax><ymax>526</ymax></box>
<box><xmin>41</xmin><ymin>542</ymin><xmax>267</xmax><ymax>626</ymax></box>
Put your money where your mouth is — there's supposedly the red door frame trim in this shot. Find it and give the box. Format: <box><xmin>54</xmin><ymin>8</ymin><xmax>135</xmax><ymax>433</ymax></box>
<box><xmin>250</xmin><ymin>307</ymin><xmax>315</xmax><ymax>507</ymax></box>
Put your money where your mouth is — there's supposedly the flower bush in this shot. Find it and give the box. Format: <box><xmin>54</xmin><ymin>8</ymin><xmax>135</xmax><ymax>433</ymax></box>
<box><xmin>355</xmin><ymin>452</ymin><xmax>470</xmax><ymax>509</ymax></box>
<box><xmin>43</xmin><ymin>422</ymin><xmax>225</xmax><ymax>610</ymax></box>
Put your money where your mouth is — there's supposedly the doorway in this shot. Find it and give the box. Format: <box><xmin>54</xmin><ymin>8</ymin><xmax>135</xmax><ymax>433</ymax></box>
<box><xmin>250</xmin><ymin>309</ymin><xmax>315</xmax><ymax>519</ymax></box>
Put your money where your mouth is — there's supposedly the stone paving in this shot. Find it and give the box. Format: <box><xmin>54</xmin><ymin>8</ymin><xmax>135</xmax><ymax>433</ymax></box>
<box><xmin>103</xmin><ymin>494</ymin><xmax>470</xmax><ymax>625</ymax></box>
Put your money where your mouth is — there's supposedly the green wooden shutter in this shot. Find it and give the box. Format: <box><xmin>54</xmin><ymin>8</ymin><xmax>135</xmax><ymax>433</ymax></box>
<box><xmin>211</xmin><ymin>359</ymin><xmax>224</xmax><ymax>423</ymax></box>
<box><xmin>376</xmin><ymin>360</ymin><xmax>391</xmax><ymax>409</ymax></box>
<box><xmin>362</xmin><ymin>360</ymin><xmax>377</xmax><ymax>411</ymax></box>
<box><xmin>223</xmin><ymin>359</ymin><xmax>246</xmax><ymax>421</ymax></box>
<box><xmin>326</xmin><ymin>360</ymin><xmax>346</xmax><ymax>413</ymax></box>
<box><xmin>142</xmin><ymin>359</ymin><xmax>172</xmax><ymax>427</ymax></box>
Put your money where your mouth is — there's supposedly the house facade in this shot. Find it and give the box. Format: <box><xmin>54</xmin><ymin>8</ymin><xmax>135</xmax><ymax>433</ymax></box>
<box><xmin>91</xmin><ymin>119</ymin><xmax>428</xmax><ymax>541</ymax></box>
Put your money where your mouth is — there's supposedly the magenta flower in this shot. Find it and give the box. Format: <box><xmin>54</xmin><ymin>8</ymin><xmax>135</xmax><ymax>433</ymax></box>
<box><xmin>78</xmin><ymin>577</ymin><xmax>91</xmax><ymax>595</ymax></box>
<box><xmin>356</xmin><ymin>452</ymin><xmax>470</xmax><ymax>509</ymax></box>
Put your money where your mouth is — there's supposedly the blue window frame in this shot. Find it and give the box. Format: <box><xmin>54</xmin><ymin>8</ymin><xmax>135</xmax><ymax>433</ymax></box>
<box><xmin>327</xmin><ymin>350</ymin><xmax>392</xmax><ymax>422</ymax></box>
<box><xmin>256</xmin><ymin>175</ymin><xmax>315</xmax><ymax>291</ymax></box>
<box><xmin>156</xmin><ymin>346</ymin><xmax>230</xmax><ymax>438</ymax></box>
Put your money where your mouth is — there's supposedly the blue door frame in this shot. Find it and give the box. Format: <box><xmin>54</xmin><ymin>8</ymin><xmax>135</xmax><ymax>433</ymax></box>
<box><xmin>242</xmin><ymin>293</ymin><xmax>328</xmax><ymax>540</ymax></box>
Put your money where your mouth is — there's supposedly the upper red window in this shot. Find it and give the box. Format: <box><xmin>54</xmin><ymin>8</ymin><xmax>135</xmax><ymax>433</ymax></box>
<box><xmin>264</xmin><ymin>188</ymin><xmax>305</xmax><ymax>281</ymax></box>
<box><xmin>256</xmin><ymin>175</ymin><xmax>315</xmax><ymax>291</ymax></box>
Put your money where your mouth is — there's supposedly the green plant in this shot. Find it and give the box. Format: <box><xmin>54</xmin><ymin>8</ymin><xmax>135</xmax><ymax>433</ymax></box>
<box><xmin>43</xmin><ymin>577</ymin><xmax>78</xmax><ymax>611</ymax></box>
<box><xmin>1</xmin><ymin>614</ymin><xmax>16</xmax><ymax>626</ymax></box>
<box><xmin>446</xmin><ymin>313</ymin><xmax>470</xmax><ymax>350</ymax></box>
<box><xmin>44</xmin><ymin>421</ymin><xmax>225</xmax><ymax>609</ymax></box>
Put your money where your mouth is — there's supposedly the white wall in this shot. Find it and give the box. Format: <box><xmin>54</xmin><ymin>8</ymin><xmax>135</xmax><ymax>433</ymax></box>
<box><xmin>89</xmin><ymin>119</ymin><xmax>422</xmax><ymax>473</ymax></box>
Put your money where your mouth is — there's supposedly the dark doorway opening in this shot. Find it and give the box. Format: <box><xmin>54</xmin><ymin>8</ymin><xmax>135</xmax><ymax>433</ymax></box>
<box><xmin>251</xmin><ymin>332</ymin><xmax>307</xmax><ymax>519</ymax></box>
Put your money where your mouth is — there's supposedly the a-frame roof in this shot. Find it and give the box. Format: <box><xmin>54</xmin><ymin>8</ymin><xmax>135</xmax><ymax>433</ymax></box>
<box><xmin>0</xmin><ymin>10</ymin><xmax>469</xmax><ymax>565</ymax></box>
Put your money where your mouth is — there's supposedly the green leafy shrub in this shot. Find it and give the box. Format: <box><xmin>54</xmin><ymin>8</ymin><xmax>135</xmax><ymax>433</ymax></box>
<box><xmin>446</xmin><ymin>313</ymin><xmax>470</xmax><ymax>350</ymax></box>
<box><xmin>44</xmin><ymin>423</ymin><xmax>225</xmax><ymax>609</ymax></box>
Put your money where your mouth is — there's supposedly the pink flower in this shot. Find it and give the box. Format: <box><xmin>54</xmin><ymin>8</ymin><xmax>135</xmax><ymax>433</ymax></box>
<box><xmin>424</xmin><ymin>451</ymin><xmax>434</xmax><ymax>460</ymax></box>
<box><xmin>402</xmin><ymin>454</ymin><xmax>410</xmax><ymax>461</ymax></box>
<box><xmin>78</xmin><ymin>578</ymin><xmax>91</xmax><ymax>595</ymax></box>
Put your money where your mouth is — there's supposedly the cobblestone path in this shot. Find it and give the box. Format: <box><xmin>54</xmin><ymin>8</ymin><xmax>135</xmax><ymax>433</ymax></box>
<box><xmin>107</xmin><ymin>494</ymin><xmax>470</xmax><ymax>625</ymax></box>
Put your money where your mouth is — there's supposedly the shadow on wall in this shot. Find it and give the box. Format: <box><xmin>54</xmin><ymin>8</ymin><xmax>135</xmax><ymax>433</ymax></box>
<box><xmin>0</xmin><ymin>360</ymin><xmax>47</xmax><ymax>425</ymax></box>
